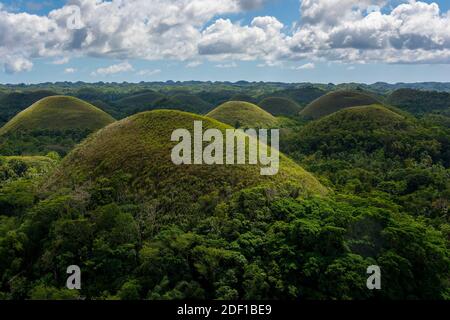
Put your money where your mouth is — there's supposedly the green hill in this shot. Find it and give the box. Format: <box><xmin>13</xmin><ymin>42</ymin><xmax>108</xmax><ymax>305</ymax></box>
<box><xmin>0</xmin><ymin>96</ymin><xmax>115</xmax><ymax>135</ymax></box>
<box><xmin>207</xmin><ymin>101</ymin><xmax>278</xmax><ymax>128</ymax></box>
<box><xmin>299</xmin><ymin>90</ymin><xmax>381</xmax><ymax>119</ymax></box>
<box><xmin>387</xmin><ymin>88</ymin><xmax>450</xmax><ymax>116</ymax></box>
<box><xmin>0</xmin><ymin>96</ymin><xmax>115</xmax><ymax>155</ymax></box>
<box><xmin>0</xmin><ymin>90</ymin><xmax>57</xmax><ymax>126</ymax></box>
<box><xmin>259</xmin><ymin>97</ymin><xmax>302</xmax><ymax>116</ymax></box>
<box><xmin>46</xmin><ymin>110</ymin><xmax>326</xmax><ymax>225</ymax></box>
<box><xmin>289</xmin><ymin>105</ymin><xmax>415</xmax><ymax>157</ymax></box>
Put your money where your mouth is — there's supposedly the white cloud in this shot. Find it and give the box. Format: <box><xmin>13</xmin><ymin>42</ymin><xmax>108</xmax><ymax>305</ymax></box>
<box><xmin>137</xmin><ymin>69</ymin><xmax>161</xmax><ymax>76</ymax></box>
<box><xmin>64</xmin><ymin>67</ymin><xmax>77</xmax><ymax>74</ymax></box>
<box><xmin>292</xmin><ymin>62</ymin><xmax>315</xmax><ymax>70</ymax></box>
<box><xmin>4</xmin><ymin>56</ymin><xmax>33</xmax><ymax>74</ymax></box>
<box><xmin>1</xmin><ymin>0</ymin><xmax>450</xmax><ymax>70</ymax></box>
<box><xmin>92</xmin><ymin>61</ymin><xmax>134</xmax><ymax>76</ymax></box>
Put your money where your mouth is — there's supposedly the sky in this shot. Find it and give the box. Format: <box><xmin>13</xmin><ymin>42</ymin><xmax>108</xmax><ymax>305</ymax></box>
<box><xmin>0</xmin><ymin>0</ymin><xmax>450</xmax><ymax>84</ymax></box>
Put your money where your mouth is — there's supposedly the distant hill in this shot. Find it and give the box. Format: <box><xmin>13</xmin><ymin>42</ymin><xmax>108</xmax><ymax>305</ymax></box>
<box><xmin>299</xmin><ymin>90</ymin><xmax>381</xmax><ymax>119</ymax></box>
<box><xmin>291</xmin><ymin>105</ymin><xmax>416</xmax><ymax>157</ymax></box>
<box><xmin>387</xmin><ymin>89</ymin><xmax>450</xmax><ymax>116</ymax></box>
<box><xmin>0</xmin><ymin>96</ymin><xmax>115</xmax><ymax>155</ymax></box>
<box><xmin>0</xmin><ymin>96</ymin><xmax>115</xmax><ymax>134</ymax></box>
<box><xmin>46</xmin><ymin>110</ymin><xmax>326</xmax><ymax>225</ymax></box>
<box><xmin>0</xmin><ymin>90</ymin><xmax>57</xmax><ymax>126</ymax></box>
<box><xmin>114</xmin><ymin>91</ymin><xmax>165</xmax><ymax>115</ymax></box>
<box><xmin>268</xmin><ymin>86</ymin><xmax>327</xmax><ymax>106</ymax></box>
<box><xmin>259</xmin><ymin>97</ymin><xmax>302</xmax><ymax>116</ymax></box>
<box><xmin>207</xmin><ymin>101</ymin><xmax>278</xmax><ymax>128</ymax></box>
<box><xmin>152</xmin><ymin>93</ymin><xmax>213</xmax><ymax>114</ymax></box>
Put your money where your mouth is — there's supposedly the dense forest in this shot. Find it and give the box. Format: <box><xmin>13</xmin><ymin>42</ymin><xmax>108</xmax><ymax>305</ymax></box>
<box><xmin>0</xmin><ymin>82</ymin><xmax>449</xmax><ymax>300</ymax></box>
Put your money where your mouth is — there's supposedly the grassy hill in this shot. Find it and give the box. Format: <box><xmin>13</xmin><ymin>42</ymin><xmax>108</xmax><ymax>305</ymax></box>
<box><xmin>207</xmin><ymin>101</ymin><xmax>279</xmax><ymax>128</ymax></box>
<box><xmin>0</xmin><ymin>96</ymin><xmax>115</xmax><ymax>135</ymax></box>
<box><xmin>299</xmin><ymin>90</ymin><xmax>381</xmax><ymax>119</ymax></box>
<box><xmin>0</xmin><ymin>90</ymin><xmax>57</xmax><ymax>126</ymax></box>
<box><xmin>259</xmin><ymin>97</ymin><xmax>302</xmax><ymax>116</ymax></box>
<box><xmin>387</xmin><ymin>88</ymin><xmax>450</xmax><ymax>116</ymax></box>
<box><xmin>47</xmin><ymin>110</ymin><xmax>326</xmax><ymax>225</ymax></box>
<box><xmin>0</xmin><ymin>96</ymin><xmax>115</xmax><ymax>156</ymax></box>
<box><xmin>288</xmin><ymin>105</ymin><xmax>418</xmax><ymax>158</ymax></box>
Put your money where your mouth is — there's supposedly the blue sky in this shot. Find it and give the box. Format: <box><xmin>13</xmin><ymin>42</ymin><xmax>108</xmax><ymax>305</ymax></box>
<box><xmin>1</xmin><ymin>0</ymin><xmax>450</xmax><ymax>84</ymax></box>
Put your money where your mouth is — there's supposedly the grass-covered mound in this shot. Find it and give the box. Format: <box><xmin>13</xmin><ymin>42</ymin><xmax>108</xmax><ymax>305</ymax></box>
<box><xmin>294</xmin><ymin>105</ymin><xmax>409</xmax><ymax>154</ymax></box>
<box><xmin>259</xmin><ymin>97</ymin><xmax>302</xmax><ymax>116</ymax></box>
<box><xmin>207</xmin><ymin>101</ymin><xmax>278</xmax><ymax>128</ymax></box>
<box><xmin>299</xmin><ymin>90</ymin><xmax>381</xmax><ymax>119</ymax></box>
<box><xmin>0</xmin><ymin>96</ymin><xmax>115</xmax><ymax>156</ymax></box>
<box><xmin>0</xmin><ymin>90</ymin><xmax>57</xmax><ymax>126</ymax></box>
<box><xmin>47</xmin><ymin>110</ymin><xmax>326</xmax><ymax>225</ymax></box>
<box><xmin>0</xmin><ymin>96</ymin><xmax>115</xmax><ymax>134</ymax></box>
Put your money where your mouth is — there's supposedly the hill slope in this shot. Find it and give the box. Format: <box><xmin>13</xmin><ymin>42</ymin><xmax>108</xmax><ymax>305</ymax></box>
<box><xmin>289</xmin><ymin>105</ymin><xmax>416</xmax><ymax>157</ymax></box>
<box><xmin>0</xmin><ymin>96</ymin><xmax>115</xmax><ymax>135</ymax></box>
<box><xmin>207</xmin><ymin>101</ymin><xmax>278</xmax><ymax>128</ymax></box>
<box><xmin>299</xmin><ymin>90</ymin><xmax>381</xmax><ymax>119</ymax></box>
<box><xmin>0</xmin><ymin>90</ymin><xmax>57</xmax><ymax>126</ymax></box>
<box><xmin>47</xmin><ymin>110</ymin><xmax>326</xmax><ymax>224</ymax></box>
<box><xmin>259</xmin><ymin>97</ymin><xmax>302</xmax><ymax>116</ymax></box>
<box><xmin>0</xmin><ymin>96</ymin><xmax>115</xmax><ymax>156</ymax></box>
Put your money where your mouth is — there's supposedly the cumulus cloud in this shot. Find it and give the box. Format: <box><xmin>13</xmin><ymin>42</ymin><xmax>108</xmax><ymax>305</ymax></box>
<box><xmin>289</xmin><ymin>0</ymin><xmax>450</xmax><ymax>64</ymax></box>
<box><xmin>4</xmin><ymin>57</ymin><xmax>34</xmax><ymax>74</ymax></box>
<box><xmin>199</xmin><ymin>16</ymin><xmax>286</xmax><ymax>61</ymax></box>
<box><xmin>1</xmin><ymin>0</ymin><xmax>450</xmax><ymax>71</ymax></box>
<box><xmin>92</xmin><ymin>61</ymin><xmax>134</xmax><ymax>76</ymax></box>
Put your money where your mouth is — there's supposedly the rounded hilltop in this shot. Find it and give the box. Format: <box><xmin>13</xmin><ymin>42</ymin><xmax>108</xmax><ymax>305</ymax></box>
<box><xmin>0</xmin><ymin>96</ymin><xmax>115</xmax><ymax>135</ymax></box>
<box><xmin>294</xmin><ymin>105</ymin><xmax>411</xmax><ymax>156</ymax></box>
<box><xmin>299</xmin><ymin>90</ymin><xmax>381</xmax><ymax>120</ymax></box>
<box><xmin>305</xmin><ymin>105</ymin><xmax>407</xmax><ymax>132</ymax></box>
<box><xmin>207</xmin><ymin>101</ymin><xmax>278</xmax><ymax>128</ymax></box>
<box><xmin>47</xmin><ymin>110</ymin><xmax>327</xmax><ymax>224</ymax></box>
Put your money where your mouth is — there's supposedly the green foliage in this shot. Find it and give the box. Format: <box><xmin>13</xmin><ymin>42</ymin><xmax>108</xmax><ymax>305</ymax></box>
<box><xmin>387</xmin><ymin>88</ymin><xmax>450</xmax><ymax>116</ymax></box>
<box><xmin>0</xmin><ymin>83</ymin><xmax>449</xmax><ymax>301</ymax></box>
